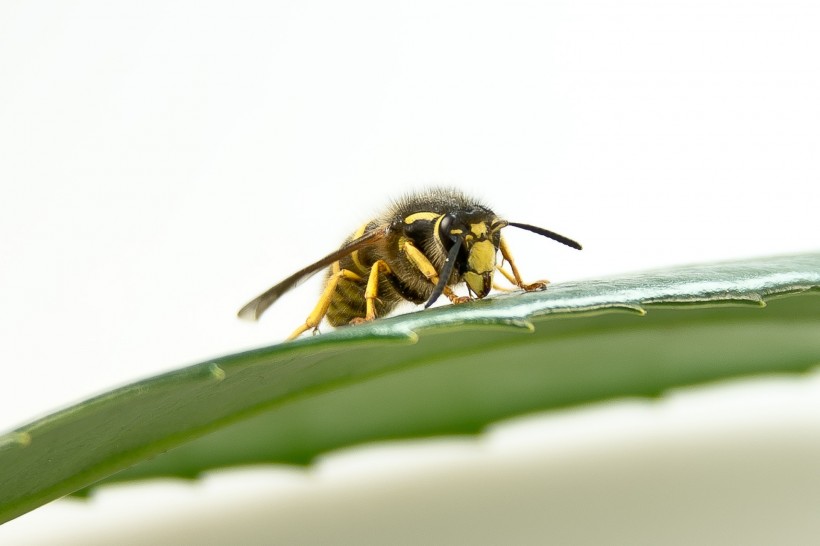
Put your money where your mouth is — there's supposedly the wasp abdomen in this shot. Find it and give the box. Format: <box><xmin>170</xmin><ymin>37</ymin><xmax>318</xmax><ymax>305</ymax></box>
<box><xmin>325</xmin><ymin>256</ymin><xmax>403</xmax><ymax>326</ymax></box>
<box><xmin>324</xmin><ymin>276</ymin><xmax>364</xmax><ymax>327</ymax></box>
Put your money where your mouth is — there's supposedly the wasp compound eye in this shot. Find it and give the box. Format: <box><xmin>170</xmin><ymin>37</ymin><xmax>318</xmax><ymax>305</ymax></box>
<box><xmin>438</xmin><ymin>214</ymin><xmax>454</xmax><ymax>237</ymax></box>
<box><xmin>438</xmin><ymin>213</ymin><xmax>459</xmax><ymax>250</ymax></box>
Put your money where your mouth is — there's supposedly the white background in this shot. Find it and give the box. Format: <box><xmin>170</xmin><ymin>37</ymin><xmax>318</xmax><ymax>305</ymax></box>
<box><xmin>1</xmin><ymin>0</ymin><xmax>819</xmax><ymax>543</ymax></box>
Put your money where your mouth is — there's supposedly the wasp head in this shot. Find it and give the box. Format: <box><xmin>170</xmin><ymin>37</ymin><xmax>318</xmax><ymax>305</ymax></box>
<box><xmin>434</xmin><ymin>210</ymin><xmax>508</xmax><ymax>300</ymax></box>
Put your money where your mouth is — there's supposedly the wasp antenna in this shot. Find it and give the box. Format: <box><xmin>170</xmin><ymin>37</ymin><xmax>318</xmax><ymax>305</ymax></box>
<box><xmin>424</xmin><ymin>237</ymin><xmax>463</xmax><ymax>308</ymax></box>
<box><xmin>507</xmin><ymin>222</ymin><xmax>582</xmax><ymax>250</ymax></box>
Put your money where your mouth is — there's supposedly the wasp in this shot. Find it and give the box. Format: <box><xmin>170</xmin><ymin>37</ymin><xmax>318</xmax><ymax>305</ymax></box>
<box><xmin>238</xmin><ymin>187</ymin><xmax>581</xmax><ymax>340</ymax></box>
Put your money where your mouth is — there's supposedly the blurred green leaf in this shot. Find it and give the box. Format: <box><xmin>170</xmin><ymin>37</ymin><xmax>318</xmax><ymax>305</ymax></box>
<box><xmin>1</xmin><ymin>252</ymin><xmax>819</xmax><ymax>524</ymax></box>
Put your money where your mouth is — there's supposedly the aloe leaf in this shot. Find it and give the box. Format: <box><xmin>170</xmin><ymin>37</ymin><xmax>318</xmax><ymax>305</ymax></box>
<box><xmin>1</xmin><ymin>252</ymin><xmax>819</xmax><ymax>524</ymax></box>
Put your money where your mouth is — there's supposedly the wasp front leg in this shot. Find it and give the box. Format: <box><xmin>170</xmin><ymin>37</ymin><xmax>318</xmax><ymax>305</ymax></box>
<box><xmin>402</xmin><ymin>241</ymin><xmax>471</xmax><ymax>304</ymax></box>
<box><xmin>498</xmin><ymin>235</ymin><xmax>549</xmax><ymax>292</ymax></box>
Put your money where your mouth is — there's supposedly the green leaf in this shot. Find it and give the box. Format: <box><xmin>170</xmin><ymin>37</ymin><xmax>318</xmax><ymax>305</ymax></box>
<box><xmin>1</xmin><ymin>252</ymin><xmax>819</xmax><ymax>524</ymax></box>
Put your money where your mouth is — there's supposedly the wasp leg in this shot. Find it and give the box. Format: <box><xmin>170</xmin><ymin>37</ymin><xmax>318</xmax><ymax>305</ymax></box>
<box><xmin>349</xmin><ymin>259</ymin><xmax>392</xmax><ymax>324</ymax></box>
<box><xmin>288</xmin><ymin>264</ymin><xmax>364</xmax><ymax>340</ymax></box>
<box><xmin>402</xmin><ymin>241</ymin><xmax>471</xmax><ymax>304</ymax></box>
<box><xmin>499</xmin><ymin>235</ymin><xmax>549</xmax><ymax>291</ymax></box>
<box><xmin>495</xmin><ymin>264</ymin><xmax>519</xmax><ymax>286</ymax></box>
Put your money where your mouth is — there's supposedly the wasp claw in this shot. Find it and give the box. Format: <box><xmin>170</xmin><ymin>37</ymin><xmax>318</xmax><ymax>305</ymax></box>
<box><xmin>522</xmin><ymin>280</ymin><xmax>549</xmax><ymax>292</ymax></box>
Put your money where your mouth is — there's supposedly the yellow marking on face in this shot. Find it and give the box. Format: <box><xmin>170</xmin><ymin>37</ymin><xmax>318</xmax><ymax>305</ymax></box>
<box><xmin>490</xmin><ymin>220</ymin><xmax>508</xmax><ymax>232</ymax></box>
<box><xmin>468</xmin><ymin>240</ymin><xmax>496</xmax><ymax>274</ymax></box>
<box><xmin>464</xmin><ymin>270</ymin><xmax>491</xmax><ymax>297</ymax></box>
<box><xmin>469</xmin><ymin>222</ymin><xmax>489</xmax><ymax>237</ymax></box>
<box><xmin>450</xmin><ymin>228</ymin><xmax>463</xmax><ymax>235</ymax></box>
<box><xmin>404</xmin><ymin>212</ymin><xmax>440</xmax><ymax>224</ymax></box>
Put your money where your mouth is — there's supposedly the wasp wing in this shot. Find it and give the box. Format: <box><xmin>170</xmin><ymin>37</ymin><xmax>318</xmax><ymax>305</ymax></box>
<box><xmin>238</xmin><ymin>226</ymin><xmax>389</xmax><ymax>321</ymax></box>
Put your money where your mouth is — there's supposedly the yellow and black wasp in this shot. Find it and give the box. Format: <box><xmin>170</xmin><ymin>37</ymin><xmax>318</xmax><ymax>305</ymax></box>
<box><xmin>238</xmin><ymin>187</ymin><xmax>581</xmax><ymax>339</ymax></box>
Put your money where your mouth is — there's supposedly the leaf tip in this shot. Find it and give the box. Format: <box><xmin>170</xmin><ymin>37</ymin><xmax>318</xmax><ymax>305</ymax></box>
<box><xmin>508</xmin><ymin>319</ymin><xmax>536</xmax><ymax>332</ymax></box>
<box><xmin>399</xmin><ymin>328</ymin><xmax>420</xmax><ymax>343</ymax></box>
<box><xmin>208</xmin><ymin>363</ymin><xmax>227</xmax><ymax>382</ymax></box>
<box><xmin>0</xmin><ymin>431</ymin><xmax>32</xmax><ymax>450</ymax></box>
<box><xmin>618</xmin><ymin>304</ymin><xmax>647</xmax><ymax>316</ymax></box>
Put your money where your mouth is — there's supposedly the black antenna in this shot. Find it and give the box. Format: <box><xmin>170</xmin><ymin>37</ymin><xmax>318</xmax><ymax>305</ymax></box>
<box><xmin>507</xmin><ymin>222</ymin><xmax>582</xmax><ymax>250</ymax></box>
